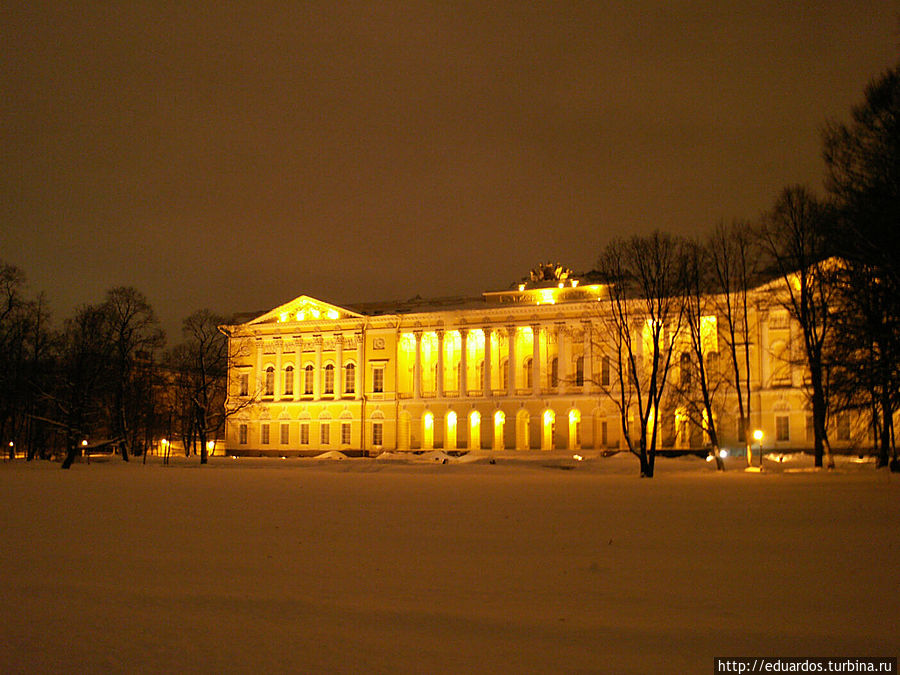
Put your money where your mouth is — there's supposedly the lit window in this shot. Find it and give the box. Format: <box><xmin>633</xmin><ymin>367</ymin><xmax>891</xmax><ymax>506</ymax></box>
<box><xmin>776</xmin><ymin>415</ymin><xmax>790</xmax><ymax>442</ymax></box>
<box><xmin>261</xmin><ymin>424</ymin><xmax>270</xmax><ymax>445</ymax></box>
<box><xmin>344</xmin><ymin>363</ymin><xmax>355</xmax><ymax>394</ymax></box>
<box><xmin>372</xmin><ymin>422</ymin><xmax>383</xmax><ymax>447</ymax></box>
<box><xmin>373</xmin><ymin>366</ymin><xmax>384</xmax><ymax>393</ymax></box>
<box><xmin>524</xmin><ymin>357</ymin><xmax>533</xmax><ymax>389</ymax></box>
<box><xmin>239</xmin><ymin>424</ymin><xmax>248</xmax><ymax>445</ymax></box>
<box><xmin>239</xmin><ymin>373</ymin><xmax>249</xmax><ymax>397</ymax></box>
<box><xmin>575</xmin><ymin>356</ymin><xmax>584</xmax><ymax>386</ymax></box>
<box><xmin>300</xmin><ymin>423</ymin><xmax>309</xmax><ymax>445</ymax></box>
<box><xmin>320</xmin><ymin>423</ymin><xmax>330</xmax><ymax>446</ymax></box>
<box><xmin>264</xmin><ymin>367</ymin><xmax>275</xmax><ymax>396</ymax></box>
<box><xmin>324</xmin><ymin>364</ymin><xmax>334</xmax><ymax>394</ymax></box>
<box><xmin>341</xmin><ymin>422</ymin><xmax>351</xmax><ymax>445</ymax></box>
<box><xmin>551</xmin><ymin>358</ymin><xmax>559</xmax><ymax>388</ymax></box>
<box><xmin>304</xmin><ymin>365</ymin><xmax>314</xmax><ymax>394</ymax></box>
<box><xmin>280</xmin><ymin>423</ymin><xmax>289</xmax><ymax>445</ymax></box>
<box><xmin>283</xmin><ymin>366</ymin><xmax>294</xmax><ymax>396</ymax></box>
<box><xmin>501</xmin><ymin>359</ymin><xmax>508</xmax><ymax>390</ymax></box>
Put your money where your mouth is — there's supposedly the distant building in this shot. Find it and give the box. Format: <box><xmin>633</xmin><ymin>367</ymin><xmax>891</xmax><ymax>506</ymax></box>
<box><xmin>219</xmin><ymin>264</ymin><xmax>863</xmax><ymax>456</ymax></box>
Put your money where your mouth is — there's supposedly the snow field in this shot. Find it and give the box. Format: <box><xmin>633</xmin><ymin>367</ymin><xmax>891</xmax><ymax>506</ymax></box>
<box><xmin>1</xmin><ymin>454</ymin><xmax>897</xmax><ymax>674</ymax></box>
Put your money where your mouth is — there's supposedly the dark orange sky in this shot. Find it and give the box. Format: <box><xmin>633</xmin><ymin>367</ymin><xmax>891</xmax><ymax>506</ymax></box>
<box><xmin>1</xmin><ymin>2</ymin><xmax>897</xmax><ymax>339</ymax></box>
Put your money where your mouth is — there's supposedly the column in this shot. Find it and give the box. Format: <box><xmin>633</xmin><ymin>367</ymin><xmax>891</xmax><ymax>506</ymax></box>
<box><xmin>556</xmin><ymin>323</ymin><xmax>568</xmax><ymax>390</ymax></box>
<box><xmin>532</xmin><ymin>324</ymin><xmax>541</xmax><ymax>396</ymax></box>
<box><xmin>275</xmin><ymin>340</ymin><xmax>283</xmax><ymax>398</ymax></box>
<box><xmin>334</xmin><ymin>334</ymin><xmax>343</xmax><ymax>400</ymax></box>
<box><xmin>355</xmin><ymin>332</ymin><xmax>364</xmax><ymax>400</ymax></box>
<box><xmin>507</xmin><ymin>325</ymin><xmax>517</xmax><ymax>397</ymax></box>
<box><xmin>582</xmin><ymin>321</ymin><xmax>593</xmax><ymax>394</ymax></box>
<box><xmin>436</xmin><ymin>329</ymin><xmax>445</xmax><ymax>398</ymax></box>
<box><xmin>314</xmin><ymin>335</ymin><xmax>323</xmax><ymax>401</ymax></box>
<box><xmin>255</xmin><ymin>339</ymin><xmax>263</xmax><ymax>392</ymax></box>
<box><xmin>483</xmin><ymin>327</ymin><xmax>492</xmax><ymax>398</ymax></box>
<box><xmin>413</xmin><ymin>331</ymin><xmax>423</xmax><ymax>399</ymax></box>
<box><xmin>459</xmin><ymin>329</ymin><xmax>468</xmax><ymax>398</ymax></box>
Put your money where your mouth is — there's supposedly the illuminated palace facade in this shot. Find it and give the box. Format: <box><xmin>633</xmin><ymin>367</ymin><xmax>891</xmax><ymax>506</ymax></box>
<box><xmin>220</xmin><ymin>265</ymin><xmax>861</xmax><ymax>457</ymax></box>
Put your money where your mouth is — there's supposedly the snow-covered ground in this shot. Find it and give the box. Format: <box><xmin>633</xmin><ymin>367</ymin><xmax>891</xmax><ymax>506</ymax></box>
<box><xmin>1</xmin><ymin>452</ymin><xmax>897</xmax><ymax>674</ymax></box>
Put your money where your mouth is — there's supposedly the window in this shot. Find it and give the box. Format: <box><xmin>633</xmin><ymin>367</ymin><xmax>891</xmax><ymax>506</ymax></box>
<box><xmin>372</xmin><ymin>366</ymin><xmax>384</xmax><ymax>393</ymax></box>
<box><xmin>344</xmin><ymin>363</ymin><xmax>355</xmax><ymax>394</ymax></box>
<box><xmin>300</xmin><ymin>423</ymin><xmax>309</xmax><ymax>445</ymax></box>
<box><xmin>680</xmin><ymin>352</ymin><xmax>692</xmax><ymax>386</ymax></box>
<box><xmin>280</xmin><ymin>423</ymin><xmax>290</xmax><ymax>445</ymax></box>
<box><xmin>524</xmin><ymin>357</ymin><xmax>533</xmax><ymax>389</ymax></box>
<box><xmin>601</xmin><ymin>420</ymin><xmax>608</xmax><ymax>447</ymax></box>
<box><xmin>806</xmin><ymin>415</ymin><xmax>814</xmax><ymax>442</ymax></box>
<box><xmin>264</xmin><ymin>367</ymin><xmax>275</xmax><ymax>396</ymax></box>
<box><xmin>304</xmin><ymin>365</ymin><xmax>314</xmax><ymax>395</ymax></box>
<box><xmin>239</xmin><ymin>424</ymin><xmax>248</xmax><ymax>445</ymax></box>
<box><xmin>776</xmin><ymin>415</ymin><xmax>790</xmax><ymax>442</ymax></box>
<box><xmin>601</xmin><ymin>356</ymin><xmax>610</xmax><ymax>387</ymax></box>
<box><xmin>283</xmin><ymin>366</ymin><xmax>293</xmax><ymax>396</ymax></box>
<box><xmin>500</xmin><ymin>359</ymin><xmax>508</xmax><ymax>390</ymax></box>
<box><xmin>551</xmin><ymin>358</ymin><xmax>559</xmax><ymax>388</ymax></box>
<box><xmin>320</xmin><ymin>423</ymin><xmax>330</xmax><ymax>445</ymax></box>
<box><xmin>372</xmin><ymin>422</ymin><xmax>383</xmax><ymax>447</ymax></box>
<box><xmin>575</xmin><ymin>356</ymin><xmax>584</xmax><ymax>387</ymax></box>
<box><xmin>260</xmin><ymin>423</ymin><xmax>270</xmax><ymax>445</ymax></box>
<box><xmin>341</xmin><ymin>422</ymin><xmax>351</xmax><ymax>445</ymax></box>
<box><xmin>476</xmin><ymin>361</ymin><xmax>484</xmax><ymax>390</ymax></box>
<box><xmin>324</xmin><ymin>364</ymin><xmax>334</xmax><ymax>394</ymax></box>
<box><xmin>239</xmin><ymin>373</ymin><xmax>249</xmax><ymax>397</ymax></box>
<box><xmin>837</xmin><ymin>413</ymin><xmax>851</xmax><ymax>441</ymax></box>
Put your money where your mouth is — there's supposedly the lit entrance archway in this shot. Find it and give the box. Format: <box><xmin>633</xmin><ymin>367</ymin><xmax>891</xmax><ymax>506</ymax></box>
<box><xmin>541</xmin><ymin>409</ymin><xmax>555</xmax><ymax>451</ymax></box>
<box><xmin>445</xmin><ymin>411</ymin><xmax>457</xmax><ymax>451</ymax></box>
<box><xmin>422</xmin><ymin>411</ymin><xmax>434</xmax><ymax>450</ymax></box>
<box><xmin>469</xmin><ymin>411</ymin><xmax>481</xmax><ymax>451</ymax></box>
<box><xmin>516</xmin><ymin>409</ymin><xmax>530</xmax><ymax>450</ymax></box>
<box><xmin>568</xmin><ymin>409</ymin><xmax>581</xmax><ymax>450</ymax></box>
<box><xmin>493</xmin><ymin>410</ymin><xmax>505</xmax><ymax>450</ymax></box>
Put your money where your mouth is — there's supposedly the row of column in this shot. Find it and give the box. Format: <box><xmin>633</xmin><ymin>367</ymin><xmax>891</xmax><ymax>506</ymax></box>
<box><xmin>410</xmin><ymin>323</ymin><xmax>595</xmax><ymax>399</ymax></box>
<box><xmin>258</xmin><ymin>333</ymin><xmax>364</xmax><ymax>401</ymax></box>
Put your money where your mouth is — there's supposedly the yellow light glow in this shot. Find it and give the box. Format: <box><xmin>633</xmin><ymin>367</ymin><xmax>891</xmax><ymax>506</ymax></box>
<box><xmin>470</xmin><ymin>410</ymin><xmax>481</xmax><ymax>424</ymax></box>
<box><xmin>296</xmin><ymin>310</ymin><xmax>306</xmax><ymax>321</ymax></box>
<box><xmin>700</xmin><ymin>315</ymin><xmax>718</xmax><ymax>353</ymax></box>
<box><xmin>279</xmin><ymin>312</ymin><xmax>289</xmax><ymax>323</ymax></box>
<box><xmin>494</xmin><ymin>410</ymin><xmax>505</xmax><ymax>424</ymax></box>
<box><xmin>518</xmin><ymin>284</ymin><xmax>525</xmax><ymax>291</ymax></box>
<box><xmin>571</xmin><ymin>279</ymin><xmax>579</xmax><ymax>287</ymax></box>
<box><xmin>310</xmin><ymin>308</ymin><xmax>320</xmax><ymax>319</ymax></box>
<box><xmin>753</xmin><ymin>429</ymin><xmax>763</xmax><ymax>441</ymax></box>
<box><xmin>326</xmin><ymin>309</ymin><xmax>339</xmax><ymax>320</ymax></box>
<box><xmin>423</xmin><ymin>412</ymin><xmax>434</xmax><ymax>429</ymax></box>
<box><xmin>568</xmin><ymin>409</ymin><xmax>580</xmax><ymax>424</ymax></box>
<box><xmin>543</xmin><ymin>410</ymin><xmax>554</xmax><ymax>425</ymax></box>
<box><xmin>447</xmin><ymin>411</ymin><xmax>457</xmax><ymax>427</ymax></box>
<box><xmin>557</xmin><ymin>282</ymin><xmax>564</xmax><ymax>289</ymax></box>
<box><xmin>81</xmin><ymin>440</ymin><xmax>88</xmax><ymax>446</ymax></box>
<box><xmin>539</xmin><ymin>288</ymin><xmax>556</xmax><ymax>305</ymax></box>
<box><xmin>518</xmin><ymin>326</ymin><xmax>533</xmax><ymax>338</ymax></box>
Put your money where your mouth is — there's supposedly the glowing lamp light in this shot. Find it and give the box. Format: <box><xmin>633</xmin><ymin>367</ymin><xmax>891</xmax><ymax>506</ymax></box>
<box><xmin>706</xmin><ymin>454</ymin><xmax>714</xmax><ymax>463</ymax></box>
<box><xmin>573</xmin><ymin>454</ymin><xmax>583</xmax><ymax>461</ymax></box>
<box><xmin>81</xmin><ymin>440</ymin><xmax>88</xmax><ymax>447</ymax></box>
<box><xmin>557</xmin><ymin>282</ymin><xmax>564</xmax><ymax>289</ymax></box>
<box><xmin>718</xmin><ymin>449</ymin><xmax>727</xmax><ymax>459</ymax></box>
<box><xmin>752</xmin><ymin>429</ymin><xmax>763</xmax><ymax>442</ymax></box>
<box><xmin>518</xmin><ymin>284</ymin><xmax>526</xmax><ymax>292</ymax></box>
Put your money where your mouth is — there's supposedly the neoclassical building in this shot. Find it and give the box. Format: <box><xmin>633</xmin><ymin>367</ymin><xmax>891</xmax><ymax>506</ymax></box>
<box><xmin>220</xmin><ymin>264</ymin><xmax>862</xmax><ymax>457</ymax></box>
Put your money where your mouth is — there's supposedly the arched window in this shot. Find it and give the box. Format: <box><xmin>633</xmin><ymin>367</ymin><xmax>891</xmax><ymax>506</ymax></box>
<box><xmin>324</xmin><ymin>364</ymin><xmax>335</xmax><ymax>394</ymax></box>
<box><xmin>304</xmin><ymin>364</ymin><xmax>314</xmax><ymax>395</ymax></box>
<box><xmin>264</xmin><ymin>366</ymin><xmax>275</xmax><ymax>396</ymax></box>
<box><xmin>575</xmin><ymin>356</ymin><xmax>584</xmax><ymax>386</ymax></box>
<box><xmin>283</xmin><ymin>365</ymin><xmax>294</xmax><ymax>396</ymax></box>
<box><xmin>344</xmin><ymin>362</ymin><xmax>355</xmax><ymax>394</ymax></box>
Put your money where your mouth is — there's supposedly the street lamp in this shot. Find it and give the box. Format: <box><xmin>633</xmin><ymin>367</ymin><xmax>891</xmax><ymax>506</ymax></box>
<box><xmin>753</xmin><ymin>429</ymin><xmax>764</xmax><ymax>470</ymax></box>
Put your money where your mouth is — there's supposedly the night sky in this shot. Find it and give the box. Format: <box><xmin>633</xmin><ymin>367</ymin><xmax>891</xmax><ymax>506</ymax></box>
<box><xmin>2</xmin><ymin>2</ymin><xmax>897</xmax><ymax>340</ymax></box>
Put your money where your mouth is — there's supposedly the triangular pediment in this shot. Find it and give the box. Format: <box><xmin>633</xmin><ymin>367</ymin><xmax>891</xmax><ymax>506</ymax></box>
<box><xmin>248</xmin><ymin>295</ymin><xmax>362</xmax><ymax>325</ymax></box>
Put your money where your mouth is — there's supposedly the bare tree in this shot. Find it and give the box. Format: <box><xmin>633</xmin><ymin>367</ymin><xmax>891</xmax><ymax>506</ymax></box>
<box><xmin>595</xmin><ymin>232</ymin><xmax>687</xmax><ymax>477</ymax></box>
<box><xmin>759</xmin><ymin>186</ymin><xmax>836</xmax><ymax>469</ymax></box>
<box><xmin>709</xmin><ymin>221</ymin><xmax>758</xmax><ymax>466</ymax></box>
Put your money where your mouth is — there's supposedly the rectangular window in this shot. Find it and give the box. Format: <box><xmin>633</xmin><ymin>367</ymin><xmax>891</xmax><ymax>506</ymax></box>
<box><xmin>837</xmin><ymin>413</ymin><xmax>851</xmax><ymax>441</ymax></box>
<box><xmin>320</xmin><ymin>423</ymin><xmax>330</xmax><ymax>446</ymax></box>
<box><xmin>776</xmin><ymin>415</ymin><xmax>790</xmax><ymax>442</ymax></box>
<box><xmin>304</xmin><ymin>366</ymin><xmax>314</xmax><ymax>395</ymax></box>
<box><xmin>300</xmin><ymin>423</ymin><xmax>309</xmax><ymax>445</ymax></box>
<box><xmin>341</xmin><ymin>422</ymin><xmax>351</xmax><ymax>445</ymax></box>
<box><xmin>601</xmin><ymin>421</ymin><xmax>608</xmax><ymax>447</ymax></box>
<box><xmin>372</xmin><ymin>366</ymin><xmax>384</xmax><ymax>393</ymax></box>
<box><xmin>601</xmin><ymin>356</ymin><xmax>610</xmax><ymax>387</ymax></box>
<box><xmin>372</xmin><ymin>422</ymin><xmax>383</xmax><ymax>447</ymax></box>
<box><xmin>324</xmin><ymin>365</ymin><xmax>334</xmax><ymax>394</ymax></box>
<box><xmin>239</xmin><ymin>424</ymin><xmax>248</xmax><ymax>445</ymax></box>
<box><xmin>283</xmin><ymin>369</ymin><xmax>293</xmax><ymax>396</ymax></box>
<box><xmin>280</xmin><ymin>423</ymin><xmax>290</xmax><ymax>445</ymax></box>
<box><xmin>239</xmin><ymin>373</ymin><xmax>249</xmax><ymax>397</ymax></box>
<box><xmin>260</xmin><ymin>423</ymin><xmax>270</xmax><ymax>445</ymax></box>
